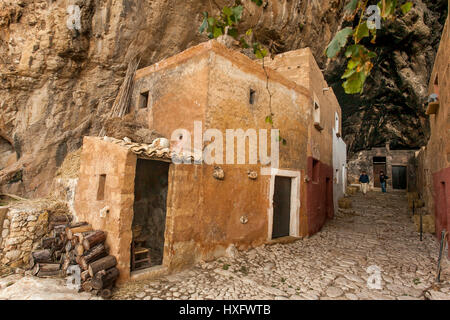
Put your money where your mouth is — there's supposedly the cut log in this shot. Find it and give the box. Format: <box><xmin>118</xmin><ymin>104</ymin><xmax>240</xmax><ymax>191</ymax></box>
<box><xmin>81</xmin><ymin>270</ymin><xmax>90</xmax><ymax>282</ymax></box>
<box><xmin>100</xmin><ymin>288</ymin><xmax>112</xmax><ymax>299</ymax></box>
<box><xmin>32</xmin><ymin>262</ymin><xmax>60</xmax><ymax>276</ymax></box>
<box><xmin>29</xmin><ymin>252</ymin><xmax>35</xmax><ymax>269</ymax></box>
<box><xmin>53</xmin><ymin>225</ymin><xmax>67</xmax><ymax>237</ymax></box>
<box><xmin>88</xmin><ymin>255</ymin><xmax>117</xmax><ymax>277</ymax></box>
<box><xmin>68</xmin><ymin>221</ymin><xmax>88</xmax><ymax>228</ymax></box>
<box><xmin>41</xmin><ymin>237</ymin><xmax>56</xmax><ymax>249</ymax></box>
<box><xmin>53</xmin><ymin>238</ymin><xmax>64</xmax><ymax>251</ymax></box>
<box><xmin>66</xmin><ymin>225</ymin><xmax>92</xmax><ymax>240</ymax></box>
<box><xmin>37</xmin><ymin>270</ymin><xmax>62</xmax><ymax>277</ymax></box>
<box><xmin>50</xmin><ymin>215</ymin><xmax>70</xmax><ymax>223</ymax></box>
<box><xmin>32</xmin><ymin>249</ymin><xmax>53</xmax><ymax>263</ymax></box>
<box><xmin>75</xmin><ymin>230</ymin><xmax>96</xmax><ymax>244</ymax></box>
<box><xmin>62</xmin><ymin>250</ymin><xmax>76</xmax><ymax>271</ymax></box>
<box><xmin>65</xmin><ymin>240</ymin><xmax>72</xmax><ymax>253</ymax></box>
<box><xmin>75</xmin><ymin>244</ymin><xmax>85</xmax><ymax>256</ymax></box>
<box><xmin>62</xmin><ymin>257</ymin><xmax>71</xmax><ymax>272</ymax></box>
<box><xmin>49</xmin><ymin>220</ymin><xmax>68</xmax><ymax>231</ymax></box>
<box><xmin>59</xmin><ymin>231</ymin><xmax>67</xmax><ymax>242</ymax></box>
<box><xmin>71</xmin><ymin>237</ymin><xmax>79</xmax><ymax>246</ymax></box>
<box><xmin>81</xmin><ymin>280</ymin><xmax>93</xmax><ymax>292</ymax></box>
<box><xmin>91</xmin><ymin>267</ymin><xmax>119</xmax><ymax>290</ymax></box>
<box><xmin>79</xmin><ymin>243</ymin><xmax>107</xmax><ymax>270</ymax></box>
<box><xmin>38</xmin><ymin>263</ymin><xmax>60</xmax><ymax>272</ymax></box>
<box><xmin>82</xmin><ymin>231</ymin><xmax>106</xmax><ymax>251</ymax></box>
<box><xmin>31</xmin><ymin>264</ymin><xmax>39</xmax><ymax>276</ymax></box>
<box><xmin>53</xmin><ymin>250</ymin><xmax>62</xmax><ymax>262</ymax></box>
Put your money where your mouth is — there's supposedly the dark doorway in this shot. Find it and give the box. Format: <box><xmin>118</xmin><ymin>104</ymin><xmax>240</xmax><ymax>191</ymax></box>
<box><xmin>272</xmin><ymin>176</ymin><xmax>291</xmax><ymax>239</ymax></box>
<box><xmin>392</xmin><ymin>166</ymin><xmax>407</xmax><ymax>189</ymax></box>
<box><xmin>131</xmin><ymin>159</ymin><xmax>170</xmax><ymax>271</ymax></box>
<box><xmin>326</xmin><ymin>177</ymin><xmax>332</xmax><ymax>218</ymax></box>
<box><xmin>373</xmin><ymin>157</ymin><xmax>386</xmax><ymax>188</ymax></box>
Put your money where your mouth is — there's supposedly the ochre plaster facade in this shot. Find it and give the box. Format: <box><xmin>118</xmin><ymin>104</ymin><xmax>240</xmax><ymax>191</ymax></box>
<box><xmin>416</xmin><ymin>10</ymin><xmax>450</xmax><ymax>255</ymax></box>
<box><xmin>75</xmin><ymin>40</ymin><xmax>343</xmax><ymax>282</ymax></box>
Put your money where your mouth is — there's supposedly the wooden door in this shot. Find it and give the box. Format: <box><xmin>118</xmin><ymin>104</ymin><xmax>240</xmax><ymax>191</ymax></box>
<box><xmin>392</xmin><ymin>166</ymin><xmax>407</xmax><ymax>189</ymax></box>
<box><xmin>272</xmin><ymin>176</ymin><xmax>291</xmax><ymax>239</ymax></box>
<box><xmin>373</xmin><ymin>163</ymin><xmax>386</xmax><ymax>188</ymax></box>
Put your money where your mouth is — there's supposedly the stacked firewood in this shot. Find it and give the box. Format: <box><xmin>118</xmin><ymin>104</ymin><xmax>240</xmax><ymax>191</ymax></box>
<box><xmin>29</xmin><ymin>218</ymin><xmax>119</xmax><ymax>299</ymax></box>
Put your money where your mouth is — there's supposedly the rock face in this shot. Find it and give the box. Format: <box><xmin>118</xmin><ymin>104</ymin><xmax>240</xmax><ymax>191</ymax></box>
<box><xmin>325</xmin><ymin>0</ymin><xmax>448</xmax><ymax>155</ymax></box>
<box><xmin>0</xmin><ymin>0</ymin><xmax>446</xmax><ymax>197</ymax></box>
<box><xmin>0</xmin><ymin>0</ymin><xmax>346</xmax><ymax>197</ymax></box>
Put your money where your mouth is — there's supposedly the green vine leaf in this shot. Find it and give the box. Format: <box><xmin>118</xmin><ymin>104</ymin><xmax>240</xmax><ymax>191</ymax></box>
<box><xmin>240</xmin><ymin>37</ymin><xmax>250</xmax><ymax>48</ymax></box>
<box><xmin>265</xmin><ymin>115</ymin><xmax>273</xmax><ymax>125</ymax></box>
<box><xmin>344</xmin><ymin>0</ymin><xmax>359</xmax><ymax>13</ymax></box>
<box><xmin>345</xmin><ymin>44</ymin><xmax>363</xmax><ymax>58</ymax></box>
<box><xmin>325</xmin><ymin>27</ymin><xmax>353</xmax><ymax>58</ymax></box>
<box><xmin>251</xmin><ymin>0</ymin><xmax>263</xmax><ymax>6</ymax></box>
<box><xmin>378</xmin><ymin>0</ymin><xmax>397</xmax><ymax>19</ymax></box>
<box><xmin>354</xmin><ymin>21</ymin><xmax>369</xmax><ymax>43</ymax></box>
<box><xmin>231</xmin><ymin>5</ymin><xmax>244</xmax><ymax>21</ymax></box>
<box><xmin>199</xmin><ymin>12</ymin><xmax>208</xmax><ymax>33</ymax></box>
<box><xmin>228</xmin><ymin>28</ymin><xmax>238</xmax><ymax>38</ymax></box>
<box><xmin>213</xmin><ymin>26</ymin><xmax>223</xmax><ymax>38</ymax></box>
<box><xmin>400</xmin><ymin>2</ymin><xmax>413</xmax><ymax>14</ymax></box>
<box><xmin>342</xmin><ymin>71</ymin><xmax>367</xmax><ymax>94</ymax></box>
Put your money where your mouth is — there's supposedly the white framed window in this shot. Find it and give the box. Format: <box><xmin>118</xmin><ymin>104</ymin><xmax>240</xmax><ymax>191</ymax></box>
<box><xmin>313</xmin><ymin>93</ymin><xmax>320</xmax><ymax>124</ymax></box>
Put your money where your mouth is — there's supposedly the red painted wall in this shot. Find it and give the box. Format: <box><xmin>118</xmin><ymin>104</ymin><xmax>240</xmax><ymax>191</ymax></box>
<box><xmin>306</xmin><ymin>157</ymin><xmax>334</xmax><ymax>235</ymax></box>
<box><xmin>433</xmin><ymin>166</ymin><xmax>450</xmax><ymax>257</ymax></box>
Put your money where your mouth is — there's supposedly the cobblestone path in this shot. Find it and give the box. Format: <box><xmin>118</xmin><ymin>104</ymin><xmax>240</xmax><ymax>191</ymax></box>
<box><xmin>111</xmin><ymin>191</ymin><xmax>449</xmax><ymax>300</ymax></box>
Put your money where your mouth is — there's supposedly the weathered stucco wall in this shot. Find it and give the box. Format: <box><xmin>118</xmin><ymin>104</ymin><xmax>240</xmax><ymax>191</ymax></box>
<box><xmin>263</xmin><ymin>47</ymin><xmax>342</xmax><ymax>232</ymax></box>
<box><xmin>164</xmin><ymin>164</ymin><xmax>270</xmax><ymax>271</ymax></box>
<box><xmin>134</xmin><ymin>41</ymin><xmax>313</xmax><ymax>245</ymax></box>
<box><xmin>333</xmin><ymin>128</ymin><xmax>347</xmax><ymax>212</ymax></box>
<box><xmin>74</xmin><ymin>136</ymin><xmax>137</xmax><ymax>282</ymax></box>
<box><xmin>417</xmin><ymin>11</ymin><xmax>450</xmax><ymax>253</ymax></box>
<box><xmin>74</xmin><ymin>40</ymin><xmax>344</xmax><ymax>280</ymax></box>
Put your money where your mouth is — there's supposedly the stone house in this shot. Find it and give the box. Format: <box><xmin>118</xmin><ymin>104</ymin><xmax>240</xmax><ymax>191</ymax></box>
<box><xmin>416</xmin><ymin>10</ymin><xmax>449</xmax><ymax>255</ymax></box>
<box><xmin>347</xmin><ymin>144</ymin><xmax>417</xmax><ymax>192</ymax></box>
<box><xmin>74</xmin><ymin>40</ymin><xmax>343</xmax><ymax>282</ymax></box>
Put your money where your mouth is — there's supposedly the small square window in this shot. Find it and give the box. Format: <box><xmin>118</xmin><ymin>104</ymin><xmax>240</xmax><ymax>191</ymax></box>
<box><xmin>139</xmin><ymin>91</ymin><xmax>149</xmax><ymax>109</ymax></box>
<box><xmin>97</xmin><ymin>174</ymin><xmax>106</xmax><ymax>200</ymax></box>
<box><xmin>249</xmin><ymin>89</ymin><xmax>256</xmax><ymax>105</ymax></box>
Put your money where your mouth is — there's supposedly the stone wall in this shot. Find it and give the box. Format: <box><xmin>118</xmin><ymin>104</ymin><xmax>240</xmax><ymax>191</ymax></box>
<box><xmin>347</xmin><ymin>146</ymin><xmax>418</xmax><ymax>191</ymax></box>
<box><xmin>0</xmin><ymin>206</ymin><xmax>49</xmax><ymax>268</ymax></box>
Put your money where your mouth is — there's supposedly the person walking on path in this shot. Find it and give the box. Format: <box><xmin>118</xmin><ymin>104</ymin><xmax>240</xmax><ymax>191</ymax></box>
<box><xmin>380</xmin><ymin>171</ymin><xmax>389</xmax><ymax>193</ymax></box>
<box><xmin>359</xmin><ymin>171</ymin><xmax>370</xmax><ymax>195</ymax></box>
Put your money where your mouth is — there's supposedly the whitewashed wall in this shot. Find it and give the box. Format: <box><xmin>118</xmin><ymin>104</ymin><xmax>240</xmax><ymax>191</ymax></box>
<box><xmin>332</xmin><ymin>128</ymin><xmax>347</xmax><ymax>213</ymax></box>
